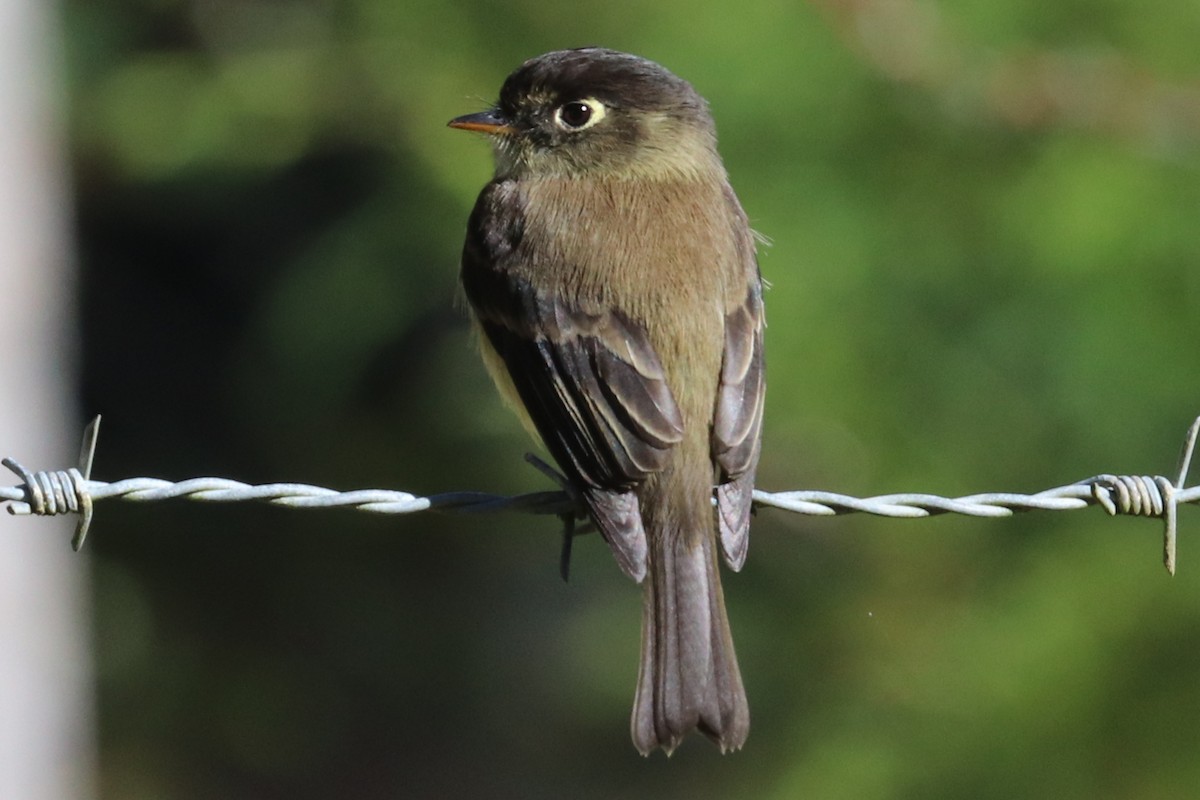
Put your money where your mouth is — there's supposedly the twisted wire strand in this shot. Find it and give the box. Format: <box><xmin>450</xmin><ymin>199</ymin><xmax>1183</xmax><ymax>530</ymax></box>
<box><xmin>3</xmin><ymin>416</ymin><xmax>1198</xmax><ymax>571</ymax></box>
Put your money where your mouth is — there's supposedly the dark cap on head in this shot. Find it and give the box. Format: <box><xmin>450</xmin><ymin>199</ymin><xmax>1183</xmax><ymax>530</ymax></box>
<box><xmin>497</xmin><ymin>48</ymin><xmax>708</xmax><ymax>121</ymax></box>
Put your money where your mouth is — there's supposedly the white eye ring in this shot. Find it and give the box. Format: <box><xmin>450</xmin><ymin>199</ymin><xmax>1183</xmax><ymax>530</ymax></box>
<box><xmin>553</xmin><ymin>98</ymin><xmax>606</xmax><ymax>131</ymax></box>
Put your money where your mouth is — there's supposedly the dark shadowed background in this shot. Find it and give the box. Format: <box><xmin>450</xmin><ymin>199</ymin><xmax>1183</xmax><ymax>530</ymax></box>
<box><xmin>61</xmin><ymin>0</ymin><xmax>1200</xmax><ymax>797</ymax></box>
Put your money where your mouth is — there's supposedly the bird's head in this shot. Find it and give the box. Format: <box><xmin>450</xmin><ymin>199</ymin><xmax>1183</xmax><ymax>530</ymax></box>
<box><xmin>449</xmin><ymin>48</ymin><xmax>720</xmax><ymax>181</ymax></box>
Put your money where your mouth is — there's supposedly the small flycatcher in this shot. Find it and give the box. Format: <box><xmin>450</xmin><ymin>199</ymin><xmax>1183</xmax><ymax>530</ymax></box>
<box><xmin>450</xmin><ymin>48</ymin><xmax>765</xmax><ymax>755</ymax></box>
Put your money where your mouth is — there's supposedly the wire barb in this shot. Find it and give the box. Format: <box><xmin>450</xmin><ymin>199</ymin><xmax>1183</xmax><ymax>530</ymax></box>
<box><xmin>3</xmin><ymin>415</ymin><xmax>101</xmax><ymax>551</ymax></box>
<box><xmin>1087</xmin><ymin>417</ymin><xmax>1200</xmax><ymax>575</ymax></box>
<box><xmin>2</xmin><ymin>416</ymin><xmax>1197</xmax><ymax>572</ymax></box>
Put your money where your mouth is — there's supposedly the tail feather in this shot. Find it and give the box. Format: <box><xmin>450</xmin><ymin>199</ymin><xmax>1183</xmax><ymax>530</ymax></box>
<box><xmin>631</xmin><ymin>526</ymin><xmax>749</xmax><ymax>755</ymax></box>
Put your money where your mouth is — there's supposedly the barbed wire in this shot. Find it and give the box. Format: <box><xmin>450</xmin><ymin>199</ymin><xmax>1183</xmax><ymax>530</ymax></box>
<box><xmin>3</xmin><ymin>416</ymin><xmax>1198</xmax><ymax>574</ymax></box>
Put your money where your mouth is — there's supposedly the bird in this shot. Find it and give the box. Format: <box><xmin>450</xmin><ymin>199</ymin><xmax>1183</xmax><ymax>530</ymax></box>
<box><xmin>449</xmin><ymin>47</ymin><xmax>765</xmax><ymax>755</ymax></box>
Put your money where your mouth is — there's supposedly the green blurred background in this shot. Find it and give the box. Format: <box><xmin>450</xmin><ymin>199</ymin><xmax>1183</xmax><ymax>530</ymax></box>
<box><xmin>66</xmin><ymin>0</ymin><xmax>1200</xmax><ymax>797</ymax></box>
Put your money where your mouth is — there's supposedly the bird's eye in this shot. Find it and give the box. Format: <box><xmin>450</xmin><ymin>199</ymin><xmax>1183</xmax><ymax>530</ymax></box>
<box><xmin>554</xmin><ymin>99</ymin><xmax>606</xmax><ymax>131</ymax></box>
<box><xmin>558</xmin><ymin>102</ymin><xmax>592</xmax><ymax>127</ymax></box>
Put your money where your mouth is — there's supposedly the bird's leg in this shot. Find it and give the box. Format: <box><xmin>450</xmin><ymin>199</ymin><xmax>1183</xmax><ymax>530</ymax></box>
<box><xmin>524</xmin><ymin>452</ymin><xmax>593</xmax><ymax>581</ymax></box>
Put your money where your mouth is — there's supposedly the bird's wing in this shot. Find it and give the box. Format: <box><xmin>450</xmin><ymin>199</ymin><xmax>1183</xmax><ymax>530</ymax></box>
<box><xmin>462</xmin><ymin>184</ymin><xmax>684</xmax><ymax>582</ymax></box>
<box><xmin>475</xmin><ymin>296</ymin><xmax>685</xmax><ymax>581</ymax></box>
<box><xmin>711</xmin><ymin>280</ymin><xmax>765</xmax><ymax>572</ymax></box>
<box><xmin>476</xmin><ymin>289</ymin><xmax>686</xmax><ymax>487</ymax></box>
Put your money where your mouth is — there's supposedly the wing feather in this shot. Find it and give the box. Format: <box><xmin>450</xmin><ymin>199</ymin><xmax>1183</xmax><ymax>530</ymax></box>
<box><xmin>711</xmin><ymin>279</ymin><xmax>766</xmax><ymax>571</ymax></box>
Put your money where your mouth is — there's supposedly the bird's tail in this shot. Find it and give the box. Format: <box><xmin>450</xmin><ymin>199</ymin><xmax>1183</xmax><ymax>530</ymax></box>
<box><xmin>630</xmin><ymin>498</ymin><xmax>749</xmax><ymax>755</ymax></box>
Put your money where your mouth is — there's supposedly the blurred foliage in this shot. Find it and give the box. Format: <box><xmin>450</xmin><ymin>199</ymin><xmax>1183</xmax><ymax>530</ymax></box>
<box><xmin>64</xmin><ymin>0</ymin><xmax>1200</xmax><ymax>798</ymax></box>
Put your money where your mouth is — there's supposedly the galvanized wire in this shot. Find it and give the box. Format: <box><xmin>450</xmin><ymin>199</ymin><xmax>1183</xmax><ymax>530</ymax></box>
<box><xmin>3</xmin><ymin>416</ymin><xmax>1198</xmax><ymax>573</ymax></box>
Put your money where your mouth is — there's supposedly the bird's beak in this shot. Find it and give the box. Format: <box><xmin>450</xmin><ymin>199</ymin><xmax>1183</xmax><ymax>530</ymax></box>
<box><xmin>448</xmin><ymin>109</ymin><xmax>514</xmax><ymax>135</ymax></box>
